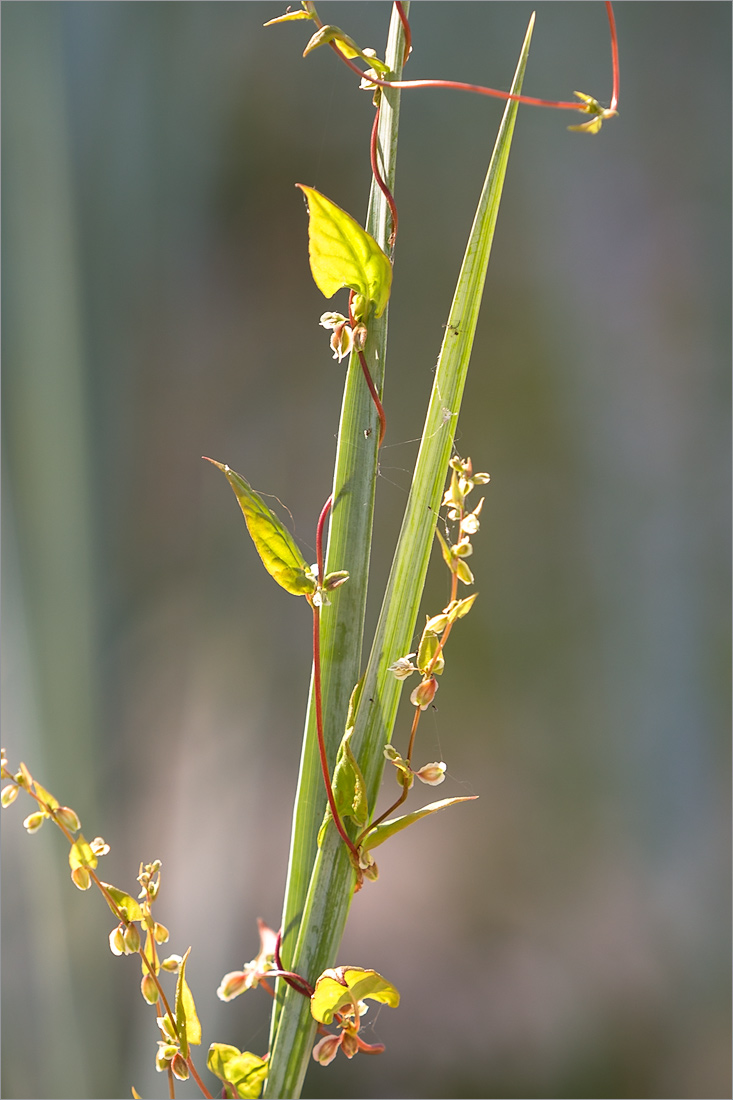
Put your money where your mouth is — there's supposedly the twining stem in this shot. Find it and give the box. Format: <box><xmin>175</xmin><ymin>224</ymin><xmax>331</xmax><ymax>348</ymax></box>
<box><xmin>314</xmin><ymin>1</ymin><xmax>619</xmax><ymax>118</ymax></box>
<box><xmin>394</xmin><ymin>1</ymin><xmax>411</xmax><ymax>66</ymax></box>
<box><xmin>310</xmin><ymin>598</ymin><xmax>360</xmax><ymax>862</ymax></box>
<box><xmin>606</xmin><ymin>0</ymin><xmax>619</xmax><ymax>113</ymax></box>
<box><xmin>370</xmin><ymin>106</ymin><xmax>398</xmax><ymax>247</ymax></box>
<box><xmin>311</xmin><ymin>494</ymin><xmax>359</xmax><ymax>860</ymax></box>
<box><xmin>315</xmin><ymin>494</ymin><xmax>332</xmax><ymax>582</ymax></box>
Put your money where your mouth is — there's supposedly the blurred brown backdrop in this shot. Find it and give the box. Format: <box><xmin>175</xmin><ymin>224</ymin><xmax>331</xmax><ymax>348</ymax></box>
<box><xmin>2</xmin><ymin>4</ymin><xmax>730</xmax><ymax>1098</ymax></box>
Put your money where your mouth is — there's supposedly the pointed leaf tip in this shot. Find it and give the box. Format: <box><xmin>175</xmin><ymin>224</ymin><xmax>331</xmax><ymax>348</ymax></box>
<box><xmin>207</xmin><ymin>459</ymin><xmax>317</xmax><ymax>597</ymax></box>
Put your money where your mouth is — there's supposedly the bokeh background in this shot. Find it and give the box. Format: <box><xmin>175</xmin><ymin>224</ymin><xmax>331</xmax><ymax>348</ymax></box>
<box><xmin>2</xmin><ymin>4</ymin><xmax>730</xmax><ymax>1098</ymax></box>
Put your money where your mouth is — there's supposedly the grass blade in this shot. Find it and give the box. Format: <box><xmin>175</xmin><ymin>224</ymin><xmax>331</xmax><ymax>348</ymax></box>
<box><xmin>264</xmin><ymin>15</ymin><xmax>534</xmax><ymax>1100</ymax></box>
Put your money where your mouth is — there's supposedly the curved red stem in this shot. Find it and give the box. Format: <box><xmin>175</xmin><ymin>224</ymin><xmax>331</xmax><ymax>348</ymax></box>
<box><xmin>311</xmin><ymin>600</ymin><xmax>360</xmax><ymax>862</ymax></box>
<box><xmin>606</xmin><ymin>1</ymin><xmax>619</xmax><ymax>114</ymax></box>
<box><xmin>394</xmin><ymin>1</ymin><xmax>412</xmax><ymax>67</ymax></box>
<box><xmin>323</xmin><ymin>3</ymin><xmax>620</xmax><ymax>117</ymax></box>
<box><xmin>370</xmin><ymin>105</ymin><xmax>399</xmax><ymax>248</ymax></box>
<box><xmin>315</xmin><ymin>493</ymin><xmax>332</xmax><ymax>583</ymax></box>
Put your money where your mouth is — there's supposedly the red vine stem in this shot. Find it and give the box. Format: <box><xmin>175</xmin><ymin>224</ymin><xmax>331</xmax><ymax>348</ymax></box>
<box><xmin>310</xmin><ymin>495</ymin><xmax>360</xmax><ymax>862</ymax></box>
<box><xmin>315</xmin><ymin>493</ymin><xmax>332</xmax><ymax>583</ymax></box>
<box><xmin>606</xmin><ymin>1</ymin><xmax>619</xmax><ymax>114</ymax></box>
<box><xmin>394</xmin><ymin>1</ymin><xmax>412</xmax><ymax>67</ymax></box>
<box><xmin>186</xmin><ymin>1058</ymin><xmax>213</xmax><ymax>1100</ymax></box>
<box><xmin>311</xmin><ymin>600</ymin><xmax>360</xmax><ymax>861</ymax></box>
<box><xmin>322</xmin><ymin>3</ymin><xmax>619</xmax><ymax>118</ymax></box>
<box><xmin>370</xmin><ymin>104</ymin><xmax>398</xmax><ymax>249</ymax></box>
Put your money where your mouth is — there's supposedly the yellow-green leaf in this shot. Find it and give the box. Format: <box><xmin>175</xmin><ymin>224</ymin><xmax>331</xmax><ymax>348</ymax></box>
<box><xmin>175</xmin><ymin>948</ymin><xmax>201</xmax><ymax>1059</ymax></box>
<box><xmin>69</xmin><ymin>833</ymin><xmax>98</xmax><ymax>872</ymax></box>
<box><xmin>264</xmin><ymin>10</ymin><xmax>314</xmax><ymax>27</ymax></box>
<box><xmin>311</xmin><ymin>966</ymin><xmax>399</xmax><ymax>1025</ymax></box>
<box><xmin>33</xmin><ymin>781</ymin><xmax>59</xmax><ymax>811</ymax></box>
<box><xmin>207</xmin><ymin>1044</ymin><xmax>268</xmax><ymax>1100</ymax></box>
<box><xmin>303</xmin><ymin>25</ymin><xmax>362</xmax><ymax>60</ymax></box>
<box><xmin>332</xmin><ymin>730</ymin><xmax>368</xmax><ymax>826</ymax></box>
<box><xmin>297</xmin><ymin>185</ymin><xmax>392</xmax><ymax>318</ymax></box>
<box><xmin>362</xmin><ymin>796</ymin><xmax>478</xmax><ymax>852</ymax></box>
<box><xmin>101</xmin><ymin>883</ymin><xmax>144</xmax><ymax>923</ymax></box>
<box><xmin>206</xmin><ymin>459</ymin><xmax>316</xmax><ymax>596</ymax></box>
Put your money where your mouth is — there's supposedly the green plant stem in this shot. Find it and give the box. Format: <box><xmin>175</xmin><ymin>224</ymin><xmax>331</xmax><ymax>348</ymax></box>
<box><xmin>265</xmin><ymin>15</ymin><xmax>533</xmax><ymax>1100</ymax></box>
<box><xmin>268</xmin><ymin>0</ymin><xmax>408</xmax><ymax>1053</ymax></box>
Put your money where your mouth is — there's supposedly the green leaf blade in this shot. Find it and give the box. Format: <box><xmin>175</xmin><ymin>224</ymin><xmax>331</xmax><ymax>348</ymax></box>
<box><xmin>310</xmin><ymin>967</ymin><xmax>399</xmax><ymax>1025</ymax></box>
<box><xmin>208</xmin><ymin>1045</ymin><xmax>268</xmax><ymax>1100</ymax></box>
<box><xmin>206</xmin><ymin>459</ymin><xmax>316</xmax><ymax>597</ymax></box>
<box><xmin>297</xmin><ymin>185</ymin><xmax>392</xmax><ymax>317</ymax></box>
<box><xmin>363</xmin><ymin>796</ymin><xmax>478</xmax><ymax>851</ymax></box>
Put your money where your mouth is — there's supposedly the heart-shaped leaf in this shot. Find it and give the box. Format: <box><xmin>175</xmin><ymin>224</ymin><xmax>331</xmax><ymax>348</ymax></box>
<box><xmin>311</xmin><ymin>966</ymin><xmax>399</xmax><ymax>1025</ymax></box>
<box><xmin>207</xmin><ymin>1044</ymin><xmax>268</xmax><ymax>1099</ymax></box>
<box><xmin>297</xmin><ymin>185</ymin><xmax>392</xmax><ymax>318</ymax></box>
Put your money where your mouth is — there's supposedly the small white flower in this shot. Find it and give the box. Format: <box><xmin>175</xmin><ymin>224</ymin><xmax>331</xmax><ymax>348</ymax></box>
<box><xmin>387</xmin><ymin>654</ymin><xmax>417</xmax><ymax>680</ymax></box>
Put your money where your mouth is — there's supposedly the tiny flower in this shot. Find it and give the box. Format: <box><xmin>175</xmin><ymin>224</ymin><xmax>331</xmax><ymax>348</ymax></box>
<box><xmin>155</xmin><ymin>1042</ymin><xmax>177</xmax><ymax>1073</ymax></box>
<box><xmin>415</xmin><ymin>761</ymin><xmax>446</xmax><ymax>786</ymax></box>
<box><xmin>141</xmin><ymin>973</ymin><xmax>159</xmax><ymax>1005</ymax></box>
<box><xmin>217</xmin><ymin>919</ymin><xmax>278</xmax><ymax>1001</ymax></box>
<box><xmin>109</xmin><ymin>925</ymin><xmax>126</xmax><ymax>956</ymax></box>
<box><xmin>410</xmin><ymin>677</ymin><xmax>438</xmax><ymax>710</ymax></box>
<box><xmin>460</xmin><ymin>497</ymin><xmax>484</xmax><ymax>536</ymax></box>
<box><xmin>312</xmin><ymin>1032</ymin><xmax>342</xmax><ymax>1066</ymax></box>
<box><xmin>340</xmin><ymin>1030</ymin><xmax>360</xmax><ymax>1059</ymax></box>
<box><xmin>171</xmin><ymin>1053</ymin><xmax>189</xmax><ymax>1081</ymax></box>
<box><xmin>1</xmin><ymin>784</ymin><xmax>19</xmax><ymax>808</ymax></box>
<box><xmin>123</xmin><ymin>923</ymin><xmax>141</xmax><ymax>954</ymax></box>
<box><xmin>217</xmin><ymin>970</ymin><xmax>250</xmax><ymax>1002</ymax></box>
<box><xmin>55</xmin><ymin>806</ymin><xmax>81</xmax><ymax>832</ymax></box>
<box><xmin>387</xmin><ymin>654</ymin><xmax>417</xmax><ymax>680</ymax></box>
<box><xmin>157</xmin><ymin>1014</ymin><xmax>178</xmax><ymax>1041</ymax></box>
<box><xmin>319</xmin><ymin>312</ymin><xmax>354</xmax><ymax>362</ymax></box>
<box><xmin>23</xmin><ymin>811</ymin><xmax>47</xmax><ymax>834</ymax></box>
<box><xmin>71</xmin><ymin>866</ymin><xmax>91</xmax><ymax>891</ymax></box>
<box><xmin>90</xmin><ymin>836</ymin><xmax>110</xmax><ymax>857</ymax></box>
<box><xmin>153</xmin><ymin>922</ymin><xmax>170</xmax><ymax>944</ymax></box>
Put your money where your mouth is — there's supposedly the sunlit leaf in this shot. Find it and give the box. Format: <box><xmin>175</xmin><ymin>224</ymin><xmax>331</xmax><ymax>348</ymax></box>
<box><xmin>332</xmin><ymin>730</ymin><xmax>368</xmax><ymax>826</ymax></box>
<box><xmin>69</xmin><ymin>834</ymin><xmax>97</xmax><ymax>872</ymax></box>
<box><xmin>175</xmin><ymin>947</ymin><xmax>201</xmax><ymax>1059</ymax></box>
<box><xmin>362</xmin><ymin>796</ymin><xmax>478</xmax><ymax>851</ymax></box>
<box><xmin>310</xmin><ymin>966</ymin><xmax>399</xmax><ymax>1025</ymax></box>
<box><xmin>101</xmin><ymin>883</ymin><xmax>144</xmax><ymax>923</ymax></box>
<box><xmin>296</xmin><ymin>185</ymin><xmax>392</xmax><ymax>318</ymax></box>
<box><xmin>33</xmin><ymin>781</ymin><xmax>59</xmax><ymax>811</ymax></box>
<box><xmin>303</xmin><ymin>25</ymin><xmax>362</xmax><ymax>60</ymax></box>
<box><xmin>264</xmin><ymin>10</ymin><xmax>314</xmax><ymax>27</ymax></box>
<box><xmin>205</xmin><ymin>459</ymin><xmax>316</xmax><ymax>597</ymax></box>
<box><xmin>207</xmin><ymin>1044</ymin><xmax>268</xmax><ymax>1100</ymax></box>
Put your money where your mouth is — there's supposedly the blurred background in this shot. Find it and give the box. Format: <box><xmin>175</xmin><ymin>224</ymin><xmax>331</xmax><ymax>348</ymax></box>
<box><xmin>2</xmin><ymin>4</ymin><xmax>730</xmax><ymax>1098</ymax></box>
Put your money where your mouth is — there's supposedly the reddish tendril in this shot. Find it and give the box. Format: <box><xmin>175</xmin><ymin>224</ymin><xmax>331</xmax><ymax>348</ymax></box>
<box><xmin>310</xmin><ymin>497</ymin><xmax>360</xmax><ymax>863</ymax></box>
<box><xmin>321</xmin><ymin>2</ymin><xmax>619</xmax><ymax>119</ymax></box>
<box><xmin>606</xmin><ymin>1</ymin><xmax>619</xmax><ymax>114</ymax></box>
<box><xmin>394</xmin><ymin>1</ymin><xmax>411</xmax><ymax>67</ymax></box>
<box><xmin>370</xmin><ymin>105</ymin><xmax>398</xmax><ymax>249</ymax></box>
